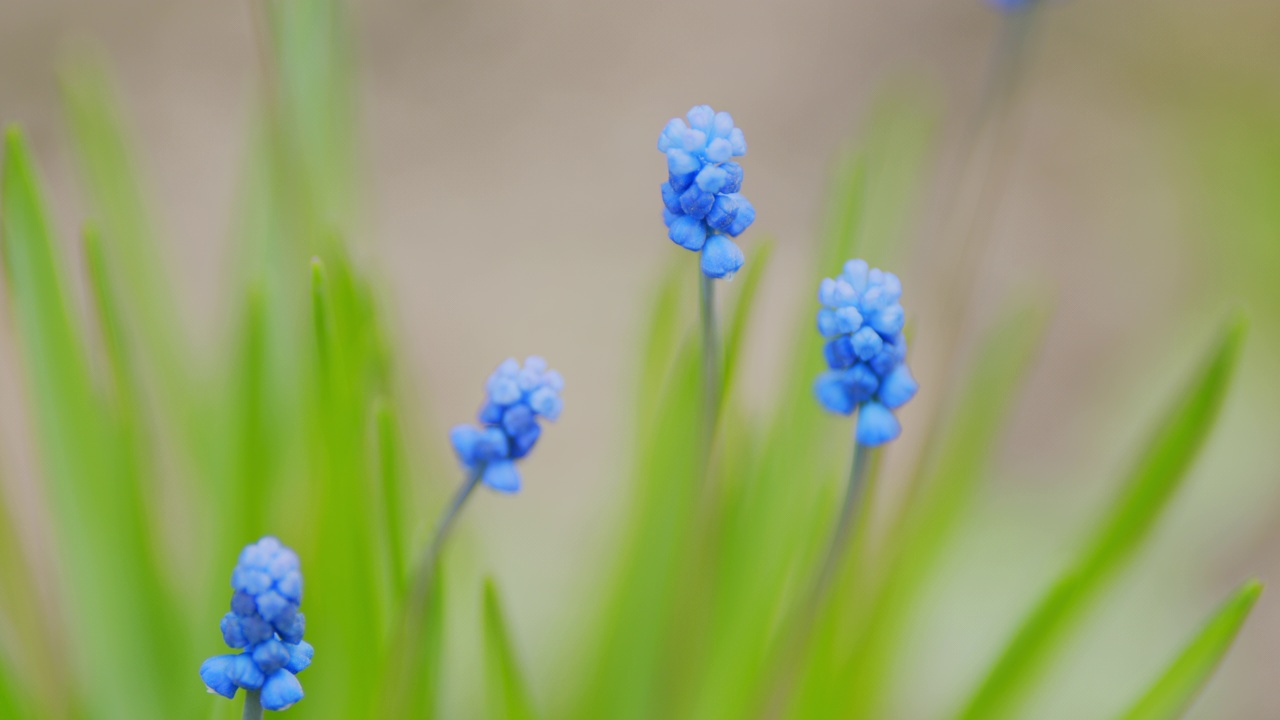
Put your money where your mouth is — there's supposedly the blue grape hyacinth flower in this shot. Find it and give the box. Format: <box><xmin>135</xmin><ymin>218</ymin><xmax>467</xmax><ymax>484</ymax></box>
<box><xmin>658</xmin><ymin>105</ymin><xmax>755</xmax><ymax>280</ymax></box>
<box><xmin>813</xmin><ymin>260</ymin><xmax>918</xmax><ymax>445</ymax></box>
<box><xmin>199</xmin><ymin>537</ymin><xmax>313</xmax><ymax>712</ymax></box>
<box><xmin>450</xmin><ymin>356</ymin><xmax>563</xmax><ymax>493</ymax></box>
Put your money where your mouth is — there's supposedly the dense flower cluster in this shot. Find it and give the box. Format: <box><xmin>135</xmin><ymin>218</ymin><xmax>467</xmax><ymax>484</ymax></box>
<box><xmin>200</xmin><ymin>537</ymin><xmax>313</xmax><ymax>711</ymax></box>
<box><xmin>450</xmin><ymin>356</ymin><xmax>564</xmax><ymax>493</ymax></box>
<box><xmin>813</xmin><ymin>260</ymin><xmax>918</xmax><ymax>445</ymax></box>
<box><xmin>658</xmin><ymin>105</ymin><xmax>756</xmax><ymax>279</ymax></box>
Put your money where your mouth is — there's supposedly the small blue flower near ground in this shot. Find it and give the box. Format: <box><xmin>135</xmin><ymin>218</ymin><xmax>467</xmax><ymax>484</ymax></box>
<box><xmin>200</xmin><ymin>537</ymin><xmax>313</xmax><ymax>711</ymax></box>
<box><xmin>450</xmin><ymin>356</ymin><xmax>563</xmax><ymax>493</ymax></box>
<box><xmin>658</xmin><ymin>105</ymin><xmax>755</xmax><ymax>279</ymax></box>
<box><xmin>814</xmin><ymin>260</ymin><xmax>918</xmax><ymax>445</ymax></box>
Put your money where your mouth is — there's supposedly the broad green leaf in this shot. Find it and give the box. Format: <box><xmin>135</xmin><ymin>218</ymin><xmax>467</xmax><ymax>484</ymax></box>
<box><xmin>1116</xmin><ymin>579</ymin><xmax>1262</xmax><ymax>720</ymax></box>
<box><xmin>483</xmin><ymin>580</ymin><xmax>540</xmax><ymax>720</ymax></box>
<box><xmin>953</xmin><ymin>315</ymin><xmax>1247</xmax><ymax>720</ymax></box>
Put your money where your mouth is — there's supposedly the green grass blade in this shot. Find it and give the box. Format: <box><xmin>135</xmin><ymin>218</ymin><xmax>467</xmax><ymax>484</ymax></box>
<box><xmin>375</xmin><ymin>399</ymin><xmax>408</xmax><ymax>598</ymax></box>
<box><xmin>722</xmin><ymin>240</ymin><xmax>773</xmax><ymax>401</ymax></box>
<box><xmin>483</xmin><ymin>580</ymin><xmax>540</xmax><ymax>720</ymax></box>
<box><xmin>1115</xmin><ymin>580</ymin><xmax>1262</xmax><ymax>720</ymax></box>
<box><xmin>954</xmin><ymin>315</ymin><xmax>1247</xmax><ymax>720</ymax></box>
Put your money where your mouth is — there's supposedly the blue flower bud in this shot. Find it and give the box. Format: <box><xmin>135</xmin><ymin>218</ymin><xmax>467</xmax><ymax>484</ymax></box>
<box><xmin>252</xmin><ymin>639</ymin><xmax>292</xmax><ymax>675</ymax></box>
<box><xmin>284</xmin><ymin>641</ymin><xmax>314</xmax><ymax>674</ymax></box>
<box><xmin>483</xmin><ymin>460</ymin><xmax>521</xmax><ymax>493</ymax></box>
<box><xmin>856</xmin><ymin>402</ymin><xmax>901</xmax><ymax>446</ymax></box>
<box><xmin>200</xmin><ymin>655</ymin><xmax>238</xmax><ymax>699</ymax></box>
<box><xmin>229</xmin><ymin>653</ymin><xmax>265</xmax><ymax>690</ymax></box>
<box><xmin>260</xmin><ymin>669</ymin><xmax>304</xmax><ymax>712</ymax></box>
<box><xmin>815</xmin><ymin>260</ymin><xmax>917</xmax><ymax>444</ymax></box>
<box><xmin>221</xmin><ymin>613</ymin><xmax>248</xmax><ymax>648</ymax></box>
<box><xmin>700</xmin><ymin>234</ymin><xmax>745</xmax><ymax>280</ymax></box>
<box><xmin>276</xmin><ymin>610</ymin><xmax>305</xmax><ymax>645</ymax></box>
<box><xmin>657</xmin><ymin>106</ymin><xmax>755</xmax><ymax>278</ymax></box>
<box><xmin>241</xmin><ymin>615</ymin><xmax>274</xmax><ymax>646</ymax></box>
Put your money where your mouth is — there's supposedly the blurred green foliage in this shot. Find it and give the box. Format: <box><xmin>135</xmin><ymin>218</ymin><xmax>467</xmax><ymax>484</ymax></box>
<box><xmin>0</xmin><ymin>1</ymin><xmax>1267</xmax><ymax>719</ymax></box>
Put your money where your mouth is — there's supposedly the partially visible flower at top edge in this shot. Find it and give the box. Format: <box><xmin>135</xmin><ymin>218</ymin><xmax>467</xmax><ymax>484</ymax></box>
<box><xmin>813</xmin><ymin>260</ymin><xmax>918</xmax><ymax>446</ymax></box>
<box><xmin>987</xmin><ymin>0</ymin><xmax>1038</xmax><ymax>11</ymax></box>
<box><xmin>658</xmin><ymin>105</ymin><xmax>755</xmax><ymax>280</ymax></box>
<box><xmin>199</xmin><ymin>537</ymin><xmax>313</xmax><ymax>712</ymax></box>
<box><xmin>449</xmin><ymin>356</ymin><xmax>564</xmax><ymax>493</ymax></box>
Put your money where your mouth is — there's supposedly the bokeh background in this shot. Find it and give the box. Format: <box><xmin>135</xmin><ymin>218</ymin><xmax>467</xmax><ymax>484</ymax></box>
<box><xmin>1</xmin><ymin>0</ymin><xmax>1278</xmax><ymax>717</ymax></box>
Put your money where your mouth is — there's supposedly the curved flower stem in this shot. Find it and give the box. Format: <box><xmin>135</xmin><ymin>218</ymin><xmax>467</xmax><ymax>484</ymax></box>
<box><xmin>814</xmin><ymin>441</ymin><xmax>872</xmax><ymax>605</ymax></box>
<box><xmin>699</xmin><ymin>272</ymin><xmax>721</xmax><ymax>456</ymax></box>
<box><xmin>411</xmin><ymin>466</ymin><xmax>484</xmax><ymax>608</ymax></box>
<box><xmin>242</xmin><ymin>689</ymin><xmax>263</xmax><ymax>720</ymax></box>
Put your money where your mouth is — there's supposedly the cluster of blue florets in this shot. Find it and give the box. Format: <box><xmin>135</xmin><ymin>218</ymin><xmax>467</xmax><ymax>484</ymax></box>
<box><xmin>450</xmin><ymin>356</ymin><xmax>564</xmax><ymax>493</ymax></box>
<box><xmin>813</xmin><ymin>260</ymin><xmax>918</xmax><ymax>446</ymax></box>
<box><xmin>659</xmin><ymin>105</ymin><xmax>756</xmax><ymax>280</ymax></box>
<box><xmin>200</xmin><ymin>537</ymin><xmax>313</xmax><ymax>711</ymax></box>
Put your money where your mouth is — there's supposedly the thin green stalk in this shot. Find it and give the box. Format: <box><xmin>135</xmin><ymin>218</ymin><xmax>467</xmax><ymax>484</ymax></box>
<box><xmin>411</xmin><ymin>467</ymin><xmax>483</xmax><ymax>611</ymax></box>
<box><xmin>699</xmin><ymin>272</ymin><xmax>720</xmax><ymax>455</ymax></box>
<box><xmin>242</xmin><ymin>689</ymin><xmax>263</xmax><ymax>720</ymax></box>
<box><xmin>814</xmin><ymin>442</ymin><xmax>872</xmax><ymax>599</ymax></box>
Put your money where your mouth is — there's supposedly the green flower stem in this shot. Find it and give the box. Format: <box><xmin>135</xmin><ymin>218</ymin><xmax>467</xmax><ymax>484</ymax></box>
<box><xmin>814</xmin><ymin>441</ymin><xmax>872</xmax><ymax>604</ymax></box>
<box><xmin>412</xmin><ymin>466</ymin><xmax>483</xmax><ymax>608</ymax></box>
<box><xmin>242</xmin><ymin>689</ymin><xmax>263</xmax><ymax>720</ymax></box>
<box><xmin>699</xmin><ymin>272</ymin><xmax>721</xmax><ymax>455</ymax></box>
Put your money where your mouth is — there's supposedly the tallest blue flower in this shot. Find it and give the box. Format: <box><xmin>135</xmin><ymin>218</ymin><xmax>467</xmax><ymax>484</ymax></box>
<box><xmin>659</xmin><ymin>105</ymin><xmax>756</xmax><ymax>279</ymax></box>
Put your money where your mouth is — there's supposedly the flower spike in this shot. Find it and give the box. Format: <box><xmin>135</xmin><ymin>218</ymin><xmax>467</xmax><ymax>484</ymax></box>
<box><xmin>200</xmin><ymin>537</ymin><xmax>312</xmax><ymax>714</ymax></box>
<box><xmin>813</xmin><ymin>260</ymin><xmax>918</xmax><ymax>445</ymax></box>
<box><xmin>659</xmin><ymin>105</ymin><xmax>754</xmax><ymax>280</ymax></box>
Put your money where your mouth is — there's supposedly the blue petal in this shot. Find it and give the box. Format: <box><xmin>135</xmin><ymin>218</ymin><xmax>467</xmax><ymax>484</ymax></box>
<box><xmin>509</xmin><ymin>423</ymin><xmax>541</xmax><ymax>459</ymax></box>
<box><xmin>486</xmin><ymin>374</ymin><xmax>521</xmax><ymax>406</ymax></box>
<box><xmin>870</xmin><ymin>304</ymin><xmax>905</xmax><ymax>336</ymax></box>
<box><xmin>814</xmin><ymin>371</ymin><xmax>855</xmax><ymax>415</ymax></box>
<box><xmin>856</xmin><ymin>402</ymin><xmax>901</xmax><ymax>446</ymax></box>
<box><xmin>476</xmin><ymin>427</ymin><xmax>511</xmax><ymax>461</ymax></box>
<box><xmin>284</xmin><ymin>640</ymin><xmax>314</xmax><ymax>674</ymax></box>
<box><xmin>679</xmin><ymin>185</ymin><xmax>714</xmax><ymax>219</ymax></box>
<box><xmin>200</xmin><ymin>655</ymin><xmax>239</xmax><ymax>699</ymax></box>
<box><xmin>878</xmin><ymin>365</ymin><xmax>918</xmax><ymax>410</ymax></box>
<box><xmin>704</xmin><ymin>194</ymin><xmax>738</xmax><ymax>232</ymax></box>
<box><xmin>449</xmin><ymin>425</ymin><xmax>482</xmax><ymax>467</ymax></box>
<box><xmin>824</xmin><ymin>337</ymin><xmax>856</xmax><ymax>370</ymax></box>
<box><xmin>841</xmin><ymin>259</ymin><xmax>870</xmax><ymax>293</ymax></box>
<box><xmin>276</xmin><ymin>570</ymin><xmax>302</xmax><ymax>602</ymax></box>
<box><xmin>669</xmin><ymin>170</ymin><xmax>696</xmax><ymax>194</ymax></box>
<box><xmin>221</xmin><ymin>612</ymin><xmax>248</xmax><ymax>649</ymax></box>
<box><xmin>482</xmin><ymin>461</ymin><xmax>521</xmax><ymax>493</ymax></box>
<box><xmin>260</xmin><ymin>669</ymin><xmax>304</xmax><ymax>711</ymax></box>
<box><xmin>816</xmin><ymin>308</ymin><xmax>840</xmax><ymax>338</ymax></box>
<box><xmin>695</xmin><ymin>165</ymin><xmax>728</xmax><ymax>194</ymax></box>
<box><xmin>719</xmin><ymin>162</ymin><xmax>743</xmax><ymax>193</ymax></box>
<box><xmin>844</xmin><ymin>364</ymin><xmax>880</xmax><ymax>404</ymax></box>
<box><xmin>660</xmin><ymin>182</ymin><xmax>682</xmax><ymax>213</ymax></box>
<box><xmin>276</xmin><ymin>609</ymin><xmax>305</xmax><ymax>645</ymax></box>
<box><xmin>851</xmin><ymin>327</ymin><xmax>884</xmax><ymax>360</ymax></box>
<box><xmin>725</xmin><ymin>194</ymin><xmax>755</xmax><ymax>237</ymax></box>
<box><xmin>255</xmin><ymin>591</ymin><xmax>289</xmax><ymax>623</ymax></box>
<box><xmin>668</xmin><ymin>215</ymin><xmax>708</xmax><ymax>251</ymax></box>
<box><xmin>240</xmin><ymin>615</ymin><xmax>274</xmax><ymax>645</ymax></box>
<box><xmin>501</xmin><ymin>404</ymin><xmax>536</xmax><ymax>437</ymax></box>
<box><xmin>528</xmin><ymin>387</ymin><xmax>562</xmax><ymax>420</ymax></box>
<box><xmin>700</xmin><ymin>234</ymin><xmax>744</xmax><ymax>280</ymax></box>
<box><xmin>686</xmin><ymin>105</ymin><xmax>715</xmax><ymax>132</ymax></box>
<box><xmin>230</xmin><ymin>591</ymin><xmax>256</xmax><ymax>617</ymax></box>
<box><xmin>729</xmin><ymin>127</ymin><xmax>747</xmax><ymax>156</ymax></box>
<box><xmin>667</xmin><ymin>148</ymin><xmax>700</xmax><ymax>176</ymax></box>
<box><xmin>252</xmin><ymin>639</ymin><xmax>291</xmax><ymax>675</ymax></box>
<box><xmin>704</xmin><ymin>138</ymin><xmax>732</xmax><ymax>164</ymax></box>
<box><xmin>228</xmin><ymin>652</ymin><xmax>265</xmax><ymax>690</ymax></box>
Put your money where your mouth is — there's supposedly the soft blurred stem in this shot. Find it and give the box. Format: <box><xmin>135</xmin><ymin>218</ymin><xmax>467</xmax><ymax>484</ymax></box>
<box><xmin>699</xmin><ymin>272</ymin><xmax>721</xmax><ymax>457</ymax></box>
<box><xmin>242</xmin><ymin>689</ymin><xmax>263</xmax><ymax>720</ymax></box>
<box><xmin>409</xmin><ymin>466</ymin><xmax>483</xmax><ymax>614</ymax></box>
<box><xmin>815</xmin><ymin>441</ymin><xmax>872</xmax><ymax>600</ymax></box>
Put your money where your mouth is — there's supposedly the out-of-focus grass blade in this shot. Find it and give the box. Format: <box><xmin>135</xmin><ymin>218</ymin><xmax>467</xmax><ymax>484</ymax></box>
<box><xmin>821</xmin><ymin>298</ymin><xmax>1049</xmax><ymax>719</ymax></box>
<box><xmin>636</xmin><ymin>257</ymin><xmax>690</xmax><ymax>436</ymax></box>
<box><xmin>2</xmin><ymin>126</ymin><xmax>185</xmax><ymax>718</ymax></box>
<box><xmin>483</xmin><ymin>580</ymin><xmax>540</xmax><ymax>720</ymax></box>
<box><xmin>1115</xmin><ymin>580</ymin><xmax>1262</xmax><ymax>720</ymax></box>
<box><xmin>379</xmin><ymin>558</ymin><xmax>447</xmax><ymax>720</ymax></box>
<box><xmin>954</xmin><ymin>316</ymin><xmax>1247</xmax><ymax>720</ymax></box>
<box><xmin>722</xmin><ymin>240</ymin><xmax>773</xmax><ymax>401</ymax></box>
<box><xmin>375</xmin><ymin>399</ymin><xmax>408</xmax><ymax>598</ymax></box>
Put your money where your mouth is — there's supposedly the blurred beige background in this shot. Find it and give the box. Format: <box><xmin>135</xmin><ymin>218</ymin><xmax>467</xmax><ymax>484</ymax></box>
<box><xmin>2</xmin><ymin>0</ymin><xmax>1279</xmax><ymax>717</ymax></box>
